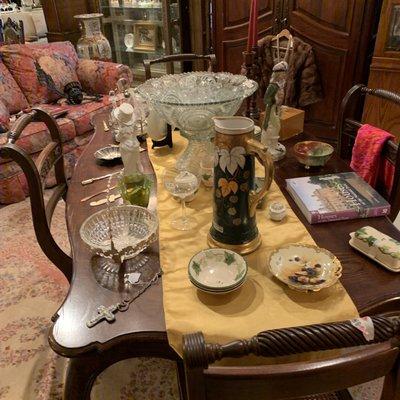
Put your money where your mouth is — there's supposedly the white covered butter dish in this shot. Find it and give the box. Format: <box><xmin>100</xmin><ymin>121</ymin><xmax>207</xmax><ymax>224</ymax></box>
<box><xmin>349</xmin><ymin>226</ymin><xmax>400</xmax><ymax>272</ymax></box>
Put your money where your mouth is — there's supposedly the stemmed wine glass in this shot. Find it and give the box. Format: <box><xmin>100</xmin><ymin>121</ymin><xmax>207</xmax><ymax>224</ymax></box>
<box><xmin>163</xmin><ymin>170</ymin><xmax>199</xmax><ymax>231</ymax></box>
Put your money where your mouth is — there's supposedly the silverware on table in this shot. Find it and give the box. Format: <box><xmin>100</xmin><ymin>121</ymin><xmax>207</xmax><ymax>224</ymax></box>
<box><xmin>90</xmin><ymin>193</ymin><xmax>121</xmax><ymax>207</ymax></box>
<box><xmin>103</xmin><ymin>121</ymin><xmax>109</xmax><ymax>132</ymax></box>
<box><xmin>81</xmin><ymin>172</ymin><xmax>118</xmax><ymax>186</ymax></box>
<box><xmin>81</xmin><ymin>185</ymin><xmax>117</xmax><ymax>202</ymax></box>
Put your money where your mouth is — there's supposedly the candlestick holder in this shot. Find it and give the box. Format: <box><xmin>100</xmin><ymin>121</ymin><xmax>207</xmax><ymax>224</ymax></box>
<box><xmin>241</xmin><ymin>48</ymin><xmax>260</xmax><ymax>122</ymax></box>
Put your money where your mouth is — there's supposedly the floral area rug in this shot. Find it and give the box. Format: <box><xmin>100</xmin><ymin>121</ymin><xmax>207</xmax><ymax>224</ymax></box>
<box><xmin>0</xmin><ymin>191</ymin><xmax>382</xmax><ymax>400</ymax></box>
<box><xmin>0</xmin><ymin>193</ymin><xmax>179</xmax><ymax>400</ymax></box>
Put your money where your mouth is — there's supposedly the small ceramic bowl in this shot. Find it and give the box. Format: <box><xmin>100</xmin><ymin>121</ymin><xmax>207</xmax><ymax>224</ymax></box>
<box><xmin>268</xmin><ymin>244</ymin><xmax>342</xmax><ymax>292</ymax></box>
<box><xmin>188</xmin><ymin>248</ymin><xmax>247</xmax><ymax>293</ymax></box>
<box><xmin>189</xmin><ymin>277</ymin><xmax>245</xmax><ymax>294</ymax></box>
<box><xmin>293</xmin><ymin>140</ymin><xmax>334</xmax><ymax>169</ymax></box>
<box><xmin>94</xmin><ymin>145</ymin><xmax>121</xmax><ymax>164</ymax></box>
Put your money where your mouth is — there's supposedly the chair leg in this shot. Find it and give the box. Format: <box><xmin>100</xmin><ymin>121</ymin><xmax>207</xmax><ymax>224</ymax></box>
<box><xmin>176</xmin><ymin>359</ymin><xmax>188</xmax><ymax>400</ymax></box>
<box><xmin>64</xmin><ymin>357</ymin><xmax>100</xmax><ymax>400</ymax></box>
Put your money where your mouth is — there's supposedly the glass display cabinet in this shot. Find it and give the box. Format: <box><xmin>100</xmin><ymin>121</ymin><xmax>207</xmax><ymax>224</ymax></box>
<box><xmin>100</xmin><ymin>0</ymin><xmax>186</xmax><ymax>81</ymax></box>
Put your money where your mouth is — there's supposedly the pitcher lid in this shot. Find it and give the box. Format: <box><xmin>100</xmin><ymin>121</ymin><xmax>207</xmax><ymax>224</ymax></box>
<box><xmin>213</xmin><ymin>116</ymin><xmax>254</xmax><ymax>134</ymax></box>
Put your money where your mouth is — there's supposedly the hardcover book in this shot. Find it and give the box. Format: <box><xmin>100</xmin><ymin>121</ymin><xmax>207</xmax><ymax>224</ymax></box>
<box><xmin>286</xmin><ymin>172</ymin><xmax>391</xmax><ymax>224</ymax></box>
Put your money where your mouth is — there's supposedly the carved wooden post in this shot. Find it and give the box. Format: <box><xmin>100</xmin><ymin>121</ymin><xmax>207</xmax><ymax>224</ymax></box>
<box><xmin>241</xmin><ymin>49</ymin><xmax>260</xmax><ymax>121</ymax></box>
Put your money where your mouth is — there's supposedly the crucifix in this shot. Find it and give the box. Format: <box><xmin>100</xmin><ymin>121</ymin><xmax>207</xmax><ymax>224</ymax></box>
<box><xmin>86</xmin><ymin>304</ymin><xmax>118</xmax><ymax>328</ymax></box>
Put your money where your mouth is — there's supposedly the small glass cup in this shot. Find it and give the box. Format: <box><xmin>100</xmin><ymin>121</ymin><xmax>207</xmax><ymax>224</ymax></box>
<box><xmin>200</xmin><ymin>156</ymin><xmax>214</xmax><ymax>188</ymax></box>
<box><xmin>163</xmin><ymin>169</ymin><xmax>199</xmax><ymax>230</ymax></box>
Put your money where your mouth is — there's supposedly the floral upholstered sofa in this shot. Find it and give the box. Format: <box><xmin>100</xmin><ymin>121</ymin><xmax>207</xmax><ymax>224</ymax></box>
<box><xmin>0</xmin><ymin>41</ymin><xmax>133</xmax><ymax>204</ymax></box>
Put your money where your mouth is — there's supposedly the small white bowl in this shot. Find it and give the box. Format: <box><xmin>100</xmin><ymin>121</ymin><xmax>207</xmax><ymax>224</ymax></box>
<box><xmin>188</xmin><ymin>248</ymin><xmax>247</xmax><ymax>292</ymax></box>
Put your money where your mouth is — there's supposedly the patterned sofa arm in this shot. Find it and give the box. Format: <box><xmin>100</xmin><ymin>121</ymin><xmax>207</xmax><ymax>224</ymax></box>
<box><xmin>76</xmin><ymin>59</ymin><xmax>133</xmax><ymax>95</ymax></box>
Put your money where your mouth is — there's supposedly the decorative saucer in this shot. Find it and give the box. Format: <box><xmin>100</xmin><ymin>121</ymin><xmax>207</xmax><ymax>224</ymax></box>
<box><xmin>268</xmin><ymin>244</ymin><xmax>342</xmax><ymax>292</ymax></box>
<box><xmin>188</xmin><ymin>248</ymin><xmax>247</xmax><ymax>293</ymax></box>
<box><xmin>94</xmin><ymin>145</ymin><xmax>121</xmax><ymax>164</ymax></box>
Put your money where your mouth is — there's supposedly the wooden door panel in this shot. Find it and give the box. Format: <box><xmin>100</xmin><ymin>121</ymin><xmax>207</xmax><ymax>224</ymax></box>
<box><xmin>295</xmin><ymin>34</ymin><xmax>348</xmax><ymax>131</ymax></box>
<box><xmin>288</xmin><ymin>0</ymin><xmax>376</xmax><ymax>140</ymax></box>
<box><xmin>293</xmin><ymin>0</ymin><xmax>352</xmax><ymax>32</ymax></box>
<box><xmin>212</xmin><ymin>0</ymin><xmax>275</xmax><ymax>73</ymax></box>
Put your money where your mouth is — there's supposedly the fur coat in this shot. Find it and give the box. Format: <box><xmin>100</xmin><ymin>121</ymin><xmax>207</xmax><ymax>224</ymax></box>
<box><xmin>257</xmin><ymin>35</ymin><xmax>323</xmax><ymax>108</ymax></box>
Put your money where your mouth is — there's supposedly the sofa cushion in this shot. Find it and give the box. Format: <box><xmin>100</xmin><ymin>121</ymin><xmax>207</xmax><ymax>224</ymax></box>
<box><xmin>0</xmin><ymin>132</ymin><xmax>91</xmax><ymax>181</ymax></box>
<box><xmin>0</xmin><ymin>116</ymin><xmax>76</xmax><ymax>163</ymax></box>
<box><xmin>1</xmin><ymin>42</ymin><xmax>79</xmax><ymax>105</ymax></box>
<box><xmin>0</xmin><ymin>99</ymin><xmax>10</xmax><ymax>133</ymax></box>
<box><xmin>0</xmin><ymin>133</ymin><xmax>92</xmax><ymax>203</ymax></box>
<box><xmin>0</xmin><ymin>60</ymin><xmax>29</xmax><ymax>113</ymax></box>
<box><xmin>43</xmin><ymin>96</ymin><xmax>111</xmax><ymax>136</ymax></box>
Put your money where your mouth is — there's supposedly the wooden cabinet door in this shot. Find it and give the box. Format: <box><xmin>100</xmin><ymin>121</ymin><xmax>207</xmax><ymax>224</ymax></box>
<box><xmin>287</xmin><ymin>0</ymin><xmax>377</xmax><ymax>140</ymax></box>
<box><xmin>211</xmin><ymin>0</ymin><xmax>276</xmax><ymax>74</ymax></box>
<box><xmin>363</xmin><ymin>0</ymin><xmax>400</xmax><ymax>139</ymax></box>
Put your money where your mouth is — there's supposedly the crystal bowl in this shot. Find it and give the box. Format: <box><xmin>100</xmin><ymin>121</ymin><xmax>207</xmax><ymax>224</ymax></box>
<box><xmin>136</xmin><ymin>72</ymin><xmax>258</xmax><ymax>173</ymax></box>
<box><xmin>80</xmin><ymin>205</ymin><xmax>158</xmax><ymax>260</ymax></box>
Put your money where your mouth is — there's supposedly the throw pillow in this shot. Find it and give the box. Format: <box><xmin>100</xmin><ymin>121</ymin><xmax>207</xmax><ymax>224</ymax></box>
<box><xmin>0</xmin><ymin>60</ymin><xmax>29</xmax><ymax>114</ymax></box>
<box><xmin>0</xmin><ymin>98</ymin><xmax>10</xmax><ymax>133</ymax></box>
<box><xmin>1</xmin><ymin>42</ymin><xmax>79</xmax><ymax>106</ymax></box>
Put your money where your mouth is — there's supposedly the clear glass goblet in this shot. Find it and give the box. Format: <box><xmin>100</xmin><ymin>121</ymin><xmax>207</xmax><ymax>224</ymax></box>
<box><xmin>163</xmin><ymin>170</ymin><xmax>199</xmax><ymax>231</ymax></box>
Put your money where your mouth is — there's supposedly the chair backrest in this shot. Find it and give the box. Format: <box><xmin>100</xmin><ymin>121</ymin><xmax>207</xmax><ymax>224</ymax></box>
<box><xmin>337</xmin><ymin>84</ymin><xmax>400</xmax><ymax>221</ymax></box>
<box><xmin>183</xmin><ymin>315</ymin><xmax>400</xmax><ymax>400</ymax></box>
<box><xmin>1</xmin><ymin>17</ymin><xmax>25</xmax><ymax>44</ymax></box>
<box><xmin>143</xmin><ymin>53</ymin><xmax>217</xmax><ymax>80</ymax></box>
<box><xmin>0</xmin><ymin>108</ymin><xmax>72</xmax><ymax>282</ymax></box>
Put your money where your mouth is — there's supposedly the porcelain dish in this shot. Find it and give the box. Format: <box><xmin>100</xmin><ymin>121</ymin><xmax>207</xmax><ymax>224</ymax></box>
<box><xmin>293</xmin><ymin>140</ymin><xmax>334</xmax><ymax>169</ymax></box>
<box><xmin>349</xmin><ymin>226</ymin><xmax>400</xmax><ymax>272</ymax></box>
<box><xmin>268</xmin><ymin>244</ymin><xmax>342</xmax><ymax>292</ymax></box>
<box><xmin>188</xmin><ymin>248</ymin><xmax>247</xmax><ymax>293</ymax></box>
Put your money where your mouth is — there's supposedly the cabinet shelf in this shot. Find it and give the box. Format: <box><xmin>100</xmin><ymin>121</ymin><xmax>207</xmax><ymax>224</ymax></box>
<box><xmin>102</xmin><ymin>4</ymin><xmax>162</xmax><ymax>9</ymax></box>
<box><xmin>103</xmin><ymin>17</ymin><xmax>163</xmax><ymax>24</ymax></box>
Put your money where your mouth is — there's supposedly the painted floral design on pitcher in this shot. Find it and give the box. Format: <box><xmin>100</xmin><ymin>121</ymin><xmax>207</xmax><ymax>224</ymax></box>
<box><xmin>209</xmin><ymin>117</ymin><xmax>274</xmax><ymax>253</ymax></box>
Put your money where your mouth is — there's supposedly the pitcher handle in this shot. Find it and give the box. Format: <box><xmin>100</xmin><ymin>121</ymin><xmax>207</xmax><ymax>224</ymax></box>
<box><xmin>247</xmin><ymin>138</ymin><xmax>274</xmax><ymax>217</ymax></box>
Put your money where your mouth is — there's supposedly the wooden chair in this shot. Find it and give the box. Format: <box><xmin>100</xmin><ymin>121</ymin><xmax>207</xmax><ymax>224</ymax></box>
<box><xmin>1</xmin><ymin>17</ymin><xmax>25</xmax><ymax>44</ymax></box>
<box><xmin>183</xmin><ymin>314</ymin><xmax>400</xmax><ymax>400</ymax></box>
<box><xmin>143</xmin><ymin>53</ymin><xmax>217</xmax><ymax>149</ymax></box>
<box><xmin>143</xmin><ymin>53</ymin><xmax>217</xmax><ymax>80</ymax></box>
<box><xmin>337</xmin><ymin>84</ymin><xmax>400</xmax><ymax>221</ymax></box>
<box><xmin>0</xmin><ymin>108</ymin><xmax>72</xmax><ymax>282</ymax></box>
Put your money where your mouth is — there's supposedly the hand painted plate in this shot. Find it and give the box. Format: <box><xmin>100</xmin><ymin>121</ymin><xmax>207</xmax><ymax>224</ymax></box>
<box><xmin>268</xmin><ymin>244</ymin><xmax>342</xmax><ymax>292</ymax></box>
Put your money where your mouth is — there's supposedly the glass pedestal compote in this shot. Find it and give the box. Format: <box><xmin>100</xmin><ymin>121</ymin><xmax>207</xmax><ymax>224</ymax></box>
<box><xmin>136</xmin><ymin>72</ymin><xmax>258</xmax><ymax>175</ymax></box>
<box><xmin>80</xmin><ymin>205</ymin><xmax>158</xmax><ymax>292</ymax></box>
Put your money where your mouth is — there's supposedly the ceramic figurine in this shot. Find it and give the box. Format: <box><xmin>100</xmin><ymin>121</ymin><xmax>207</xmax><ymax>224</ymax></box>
<box><xmin>209</xmin><ymin>117</ymin><xmax>274</xmax><ymax>255</ymax></box>
<box><xmin>270</xmin><ymin>60</ymin><xmax>289</xmax><ymax>108</ymax></box>
<box><xmin>261</xmin><ymin>82</ymin><xmax>286</xmax><ymax>161</ymax></box>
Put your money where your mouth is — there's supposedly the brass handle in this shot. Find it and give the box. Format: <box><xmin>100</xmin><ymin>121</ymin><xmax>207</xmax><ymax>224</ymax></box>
<box><xmin>247</xmin><ymin>138</ymin><xmax>274</xmax><ymax>217</ymax></box>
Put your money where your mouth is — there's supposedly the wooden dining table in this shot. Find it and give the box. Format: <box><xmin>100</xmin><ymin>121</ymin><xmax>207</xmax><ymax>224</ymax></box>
<box><xmin>49</xmin><ymin>112</ymin><xmax>400</xmax><ymax>399</ymax></box>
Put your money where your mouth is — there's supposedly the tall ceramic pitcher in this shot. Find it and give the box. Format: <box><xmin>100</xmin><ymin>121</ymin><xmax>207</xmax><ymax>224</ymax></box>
<box><xmin>208</xmin><ymin>117</ymin><xmax>274</xmax><ymax>254</ymax></box>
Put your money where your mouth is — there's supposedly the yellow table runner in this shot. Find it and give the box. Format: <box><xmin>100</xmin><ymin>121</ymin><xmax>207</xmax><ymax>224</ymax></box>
<box><xmin>149</xmin><ymin>135</ymin><xmax>358</xmax><ymax>356</ymax></box>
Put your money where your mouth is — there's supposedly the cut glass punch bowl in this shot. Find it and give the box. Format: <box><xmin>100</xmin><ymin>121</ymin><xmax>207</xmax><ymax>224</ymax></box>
<box><xmin>136</xmin><ymin>72</ymin><xmax>258</xmax><ymax>173</ymax></box>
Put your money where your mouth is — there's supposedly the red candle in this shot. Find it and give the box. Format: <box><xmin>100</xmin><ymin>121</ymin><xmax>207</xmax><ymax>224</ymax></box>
<box><xmin>252</xmin><ymin>0</ymin><xmax>259</xmax><ymax>49</ymax></box>
<box><xmin>247</xmin><ymin>0</ymin><xmax>259</xmax><ymax>52</ymax></box>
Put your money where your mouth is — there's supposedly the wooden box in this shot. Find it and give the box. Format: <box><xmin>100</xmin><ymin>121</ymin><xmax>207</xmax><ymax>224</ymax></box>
<box><xmin>259</xmin><ymin>106</ymin><xmax>305</xmax><ymax>141</ymax></box>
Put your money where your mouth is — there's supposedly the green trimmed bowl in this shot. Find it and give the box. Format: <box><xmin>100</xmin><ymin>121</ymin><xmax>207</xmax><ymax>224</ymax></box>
<box><xmin>293</xmin><ymin>140</ymin><xmax>334</xmax><ymax>169</ymax></box>
<box><xmin>188</xmin><ymin>248</ymin><xmax>247</xmax><ymax>292</ymax></box>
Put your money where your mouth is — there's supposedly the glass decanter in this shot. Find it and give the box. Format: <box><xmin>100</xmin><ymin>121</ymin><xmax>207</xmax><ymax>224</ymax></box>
<box><xmin>118</xmin><ymin>130</ymin><xmax>151</xmax><ymax>207</ymax></box>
